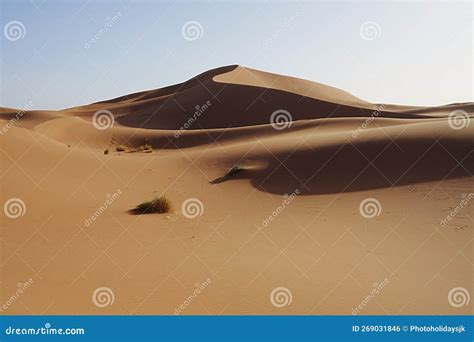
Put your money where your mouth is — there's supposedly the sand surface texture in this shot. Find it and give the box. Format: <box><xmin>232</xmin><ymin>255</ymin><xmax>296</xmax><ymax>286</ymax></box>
<box><xmin>1</xmin><ymin>65</ymin><xmax>472</xmax><ymax>315</ymax></box>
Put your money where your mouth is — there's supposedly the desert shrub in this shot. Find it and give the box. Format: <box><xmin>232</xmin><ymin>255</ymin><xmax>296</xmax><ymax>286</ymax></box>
<box><xmin>131</xmin><ymin>195</ymin><xmax>172</xmax><ymax>214</ymax></box>
<box><xmin>225</xmin><ymin>165</ymin><xmax>244</xmax><ymax>177</ymax></box>
<box><xmin>140</xmin><ymin>143</ymin><xmax>152</xmax><ymax>152</ymax></box>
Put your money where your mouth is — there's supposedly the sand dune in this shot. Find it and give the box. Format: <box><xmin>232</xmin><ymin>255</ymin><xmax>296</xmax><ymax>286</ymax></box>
<box><xmin>1</xmin><ymin>65</ymin><xmax>472</xmax><ymax>315</ymax></box>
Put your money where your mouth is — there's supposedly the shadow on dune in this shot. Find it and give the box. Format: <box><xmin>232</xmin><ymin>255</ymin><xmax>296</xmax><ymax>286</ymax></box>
<box><xmin>107</xmin><ymin>65</ymin><xmax>467</xmax><ymax>132</ymax></box>
<box><xmin>115</xmin><ymin>82</ymin><xmax>443</xmax><ymax>131</ymax></box>
<box><xmin>240</xmin><ymin>136</ymin><xmax>473</xmax><ymax>195</ymax></box>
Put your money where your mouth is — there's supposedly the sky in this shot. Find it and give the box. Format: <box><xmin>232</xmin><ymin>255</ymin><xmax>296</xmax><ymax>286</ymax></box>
<box><xmin>1</xmin><ymin>0</ymin><xmax>472</xmax><ymax>110</ymax></box>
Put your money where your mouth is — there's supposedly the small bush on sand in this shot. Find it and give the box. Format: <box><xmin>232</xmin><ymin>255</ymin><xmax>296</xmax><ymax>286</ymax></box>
<box><xmin>126</xmin><ymin>143</ymin><xmax>153</xmax><ymax>153</ymax></box>
<box><xmin>130</xmin><ymin>196</ymin><xmax>172</xmax><ymax>214</ymax></box>
<box><xmin>210</xmin><ymin>164</ymin><xmax>246</xmax><ymax>184</ymax></box>
<box><xmin>225</xmin><ymin>165</ymin><xmax>244</xmax><ymax>177</ymax></box>
<box><xmin>116</xmin><ymin>145</ymin><xmax>127</xmax><ymax>152</ymax></box>
<box><xmin>104</xmin><ymin>149</ymin><xmax>109</xmax><ymax>155</ymax></box>
<box><xmin>140</xmin><ymin>143</ymin><xmax>152</xmax><ymax>152</ymax></box>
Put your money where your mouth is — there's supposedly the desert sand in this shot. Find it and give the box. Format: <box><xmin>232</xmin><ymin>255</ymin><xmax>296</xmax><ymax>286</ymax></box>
<box><xmin>0</xmin><ymin>65</ymin><xmax>472</xmax><ymax>315</ymax></box>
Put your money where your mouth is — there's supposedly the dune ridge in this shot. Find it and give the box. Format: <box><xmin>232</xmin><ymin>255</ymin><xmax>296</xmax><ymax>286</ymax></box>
<box><xmin>2</xmin><ymin>64</ymin><xmax>472</xmax><ymax>194</ymax></box>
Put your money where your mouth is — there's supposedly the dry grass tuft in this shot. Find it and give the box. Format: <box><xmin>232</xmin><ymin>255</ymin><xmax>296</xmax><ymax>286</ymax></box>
<box><xmin>129</xmin><ymin>195</ymin><xmax>173</xmax><ymax>215</ymax></box>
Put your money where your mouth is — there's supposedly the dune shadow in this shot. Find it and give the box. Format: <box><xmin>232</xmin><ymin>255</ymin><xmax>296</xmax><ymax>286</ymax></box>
<box><xmin>239</xmin><ymin>136</ymin><xmax>473</xmax><ymax>195</ymax></box>
<box><xmin>115</xmin><ymin>81</ymin><xmax>437</xmax><ymax>131</ymax></box>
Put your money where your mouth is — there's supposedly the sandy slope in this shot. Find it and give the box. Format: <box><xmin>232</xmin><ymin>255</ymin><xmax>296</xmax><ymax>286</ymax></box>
<box><xmin>0</xmin><ymin>65</ymin><xmax>472</xmax><ymax>315</ymax></box>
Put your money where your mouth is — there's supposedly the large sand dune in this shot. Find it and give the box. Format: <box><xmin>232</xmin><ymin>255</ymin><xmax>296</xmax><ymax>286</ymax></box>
<box><xmin>1</xmin><ymin>65</ymin><xmax>472</xmax><ymax>315</ymax></box>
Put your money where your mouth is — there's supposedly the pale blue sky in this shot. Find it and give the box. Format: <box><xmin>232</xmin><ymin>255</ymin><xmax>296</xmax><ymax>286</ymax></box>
<box><xmin>1</xmin><ymin>0</ymin><xmax>472</xmax><ymax>110</ymax></box>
